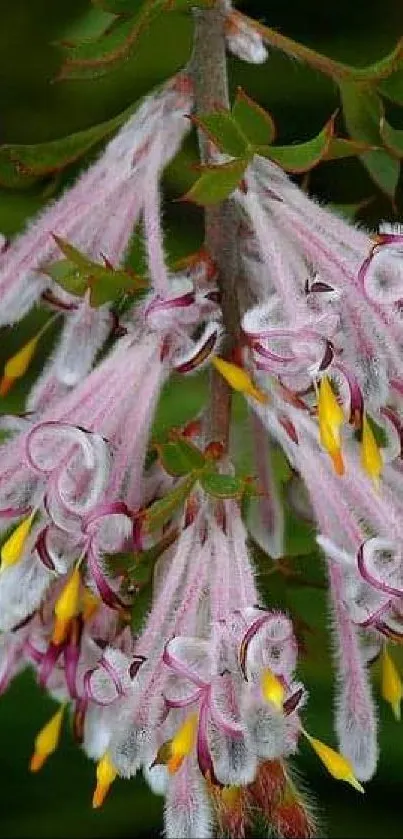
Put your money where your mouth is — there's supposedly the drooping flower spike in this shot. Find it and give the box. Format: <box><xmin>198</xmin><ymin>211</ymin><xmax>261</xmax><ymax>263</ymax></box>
<box><xmin>2</xmin><ymin>15</ymin><xmax>403</xmax><ymax>836</ymax></box>
<box><xmin>66</xmin><ymin>496</ymin><xmax>346</xmax><ymax>838</ymax></box>
<box><xmin>0</xmin><ymin>280</ymin><xmax>222</xmax><ymax>628</ymax></box>
<box><xmin>0</xmin><ymin>73</ymin><xmax>194</xmax><ymax>409</ymax></box>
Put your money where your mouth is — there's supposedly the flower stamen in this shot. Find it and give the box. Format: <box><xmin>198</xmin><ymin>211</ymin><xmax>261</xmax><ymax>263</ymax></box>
<box><xmin>1</xmin><ymin>511</ymin><xmax>35</xmax><ymax>571</ymax></box>
<box><xmin>381</xmin><ymin>646</ymin><xmax>402</xmax><ymax>721</ymax></box>
<box><xmin>92</xmin><ymin>752</ymin><xmax>118</xmax><ymax>808</ymax></box>
<box><xmin>30</xmin><ymin>705</ymin><xmax>65</xmax><ymax>773</ymax></box>
<box><xmin>52</xmin><ymin>565</ymin><xmax>82</xmax><ymax>646</ymax></box>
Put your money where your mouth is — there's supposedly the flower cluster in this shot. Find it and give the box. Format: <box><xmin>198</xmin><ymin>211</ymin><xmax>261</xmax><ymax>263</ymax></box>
<box><xmin>0</xmin><ymin>20</ymin><xmax>402</xmax><ymax>838</ymax></box>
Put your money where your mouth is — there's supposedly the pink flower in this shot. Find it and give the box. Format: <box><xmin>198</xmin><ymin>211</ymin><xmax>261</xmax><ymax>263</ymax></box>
<box><xmin>0</xmin><ymin>74</ymin><xmax>193</xmax><ymax>329</ymax></box>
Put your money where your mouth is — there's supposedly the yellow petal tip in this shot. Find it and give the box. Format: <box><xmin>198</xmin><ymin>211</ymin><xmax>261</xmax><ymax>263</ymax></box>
<box><xmin>1</xmin><ymin>511</ymin><xmax>35</xmax><ymax>570</ymax></box>
<box><xmin>29</xmin><ymin>751</ymin><xmax>47</xmax><ymax>773</ymax></box>
<box><xmin>0</xmin><ymin>376</ymin><xmax>13</xmax><ymax>397</ymax></box>
<box><xmin>347</xmin><ymin>775</ymin><xmax>365</xmax><ymax>794</ymax></box>
<box><xmin>93</xmin><ymin>753</ymin><xmax>117</xmax><ymax>808</ymax></box>
<box><xmin>361</xmin><ymin>414</ymin><xmax>382</xmax><ymax>485</ymax></box>
<box><xmin>330</xmin><ymin>448</ymin><xmax>345</xmax><ymax>476</ymax></box>
<box><xmin>92</xmin><ymin>784</ymin><xmax>107</xmax><ymax>809</ymax></box>
<box><xmin>212</xmin><ymin>356</ymin><xmax>267</xmax><ymax>403</ymax></box>
<box><xmin>261</xmin><ymin>668</ymin><xmax>285</xmax><ymax>709</ymax></box>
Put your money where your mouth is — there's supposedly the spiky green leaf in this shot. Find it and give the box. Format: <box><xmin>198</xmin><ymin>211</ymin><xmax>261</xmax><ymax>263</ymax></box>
<box><xmin>378</xmin><ymin>70</ymin><xmax>403</xmax><ymax>105</ymax></box>
<box><xmin>43</xmin><ymin>236</ymin><xmax>147</xmax><ymax>306</ymax></box>
<box><xmin>255</xmin><ymin>116</ymin><xmax>334</xmax><ymax>173</ymax></box>
<box><xmin>324</xmin><ymin>136</ymin><xmax>377</xmax><ymax>159</ymax></box>
<box><xmin>42</xmin><ymin>260</ymin><xmax>89</xmax><ymax>297</ymax></box>
<box><xmin>131</xmin><ymin>583</ymin><xmax>153</xmax><ymax>634</ymax></box>
<box><xmin>58</xmin><ymin>9</ymin><xmax>152</xmax><ymax>80</ymax></box>
<box><xmin>352</xmin><ymin>37</ymin><xmax>403</xmax><ymax>83</ymax></box>
<box><xmin>143</xmin><ymin>474</ymin><xmax>196</xmax><ymax>533</ymax></box>
<box><xmin>380</xmin><ymin>115</ymin><xmax>403</xmax><ymax>159</ymax></box>
<box><xmin>182</xmin><ymin>157</ymin><xmax>249</xmax><ymax>205</ymax></box>
<box><xmin>200</xmin><ymin>471</ymin><xmax>244</xmax><ymax>499</ymax></box>
<box><xmin>339</xmin><ymin>81</ymin><xmax>400</xmax><ymax>198</ymax></box>
<box><xmin>232</xmin><ymin>88</ymin><xmax>275</xmax><ymax>145</ymax></box>
<box><xmin>0</xmin><ymin>104</ymin><xmax>135</xmax><ymax>189</ymax></box>
<box><xmin>194</xmin><ymin>110</ymin><xmax>249</xmax><ymax>157</ymax></box>
<box><xmin>59</xmin><ymin>0</ymin><xmax>202</xmax><ymax>79</ymax></box>
<box><xmin>157</xmin><ymin>438</ymin><xmax>206</xmax><ymax>476</ymax></box>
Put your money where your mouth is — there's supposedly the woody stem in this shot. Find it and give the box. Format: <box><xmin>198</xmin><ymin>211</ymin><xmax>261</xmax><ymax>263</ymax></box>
<box><xmin>191</xmin><ymin>2</ymin><xmax>241</xmax><ymax>452</ymax></box>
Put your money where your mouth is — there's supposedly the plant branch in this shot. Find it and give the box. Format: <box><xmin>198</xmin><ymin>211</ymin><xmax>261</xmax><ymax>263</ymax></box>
<box><xmin>191</xmin><ymin>2</ymin><xmax>241</xmax><ymax>451</ymax></box>
<box><xmin>232</xmin><ymin>10</ymin><xmax>352</xmax><ymax>83</ymax></box>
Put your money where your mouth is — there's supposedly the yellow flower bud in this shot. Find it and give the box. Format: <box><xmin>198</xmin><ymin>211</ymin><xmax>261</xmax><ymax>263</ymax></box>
<box><xmin>167</xmin><ymin>712</ymin><xmax>198</xmax><ymax>774</ymax></box>
<box><xmin>52</xmin><ymin>566</ymin><xmax>81</xmax><ymax>645</ymax></box>
<box><xmin>0</xmin><ymin>336</ymin><xmax>39</xmax><ymax>397</ymax></box>
<box><xmin>212</xmin><ymin>357</ymin><xmax>268</xmax><ymax>404</ymax></box>
<box><xmin>381</xmin><ymin>647</ymin><xmax>402</xmax><ymax>721</ymax></box>
<box><xmin>92</xmin><ymin>753</ymin><xmax>118</xmax><ymax>809</ymax></box>
<box><xmin>30</xmin><ymin>706</ymin><xmax>64</xmax><ymax>772</ymax></box>
<box><xmin>1</xmin><ymin>511</ymin><xmax>35</xmax><ymax>571</ymax></box>
<box><xmin>261</xmin><ymin>668</ymin><xmax>285</xmax><ymax>710</ymax></box>
<box><xmin>303</xmin><ymin>730</ymin><xmax>364</xmax><ymax>793</ymax></box>
<box><xmin>361</xmin><ymin>414</ymin><xmax>382</xmax><ymax>487</ymax></box>
<box><xmin>317</xmin><ymin>377</ymin><xmax>345</xmax><ymax>475</ymax></box>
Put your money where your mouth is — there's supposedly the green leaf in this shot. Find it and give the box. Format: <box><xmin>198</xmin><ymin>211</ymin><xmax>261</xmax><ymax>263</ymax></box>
<box><xmin>128</xmin><ymin>562</ymin><xmax>153</xmax><ymax>586</ymax></box>
<box><xmin>339</xmin><ymin>81</ymin><xmax>400</xmax><ymax>198</ymax></box>
<box><xmin>131</xmin><ymin>583</ymin><xmax>152</xmax><ymax>634</ymax></box>
<box><xmin>143</xmin><ymin>474</ymin><xmax>196</xmax><ymax>533</ymax></box>
<box><xmin>182</xmin><ymin>158</ymin><xmax>249</xmax><ymax>206</ymax></box>
<box><xmin>380</xmin><ymin>115</ymin><xmax>403</xmax><ymax>159</ymax></box>
<box><xmin>352</xmin><ymin>37</ymin><xmax>403</xmax><ymax>83</ymax></box>
<box><xmin>232</xmin><ymin>88</ymin><xmax>275</xmax><ymax>146</ymax></box>
<box><xmin>194</xmin><ymin>110</ymin><xmax>249</xmax><ymax>157</ymax></box>
<box><xmin>200</xmin><ymin>471</ymin><xmax>244</xmax><ymax>499</ymax></box>
<box><xmin>175</xmin><ymin>438</ymin><xmax>206</xmax><ymax>470</ymax></box>
<box><xmin>255</xmin><ymin>116</ymin><xmax>334</xmax><ymax>173</ymax></box>
<box><xmin>51</xmin><ymin>235</ymin><xmax>97</xmax><ymax>271</ymax></box>
<box><xmin>107</xmin><ymin>528</ymin><xmax>177</xmax><ymax>577</ymax></box>
<box><xmin>59</xmin><ymin>12</ymin><xmax>148</xmax><ymax>79</ymax></box>
<box><xmin>0</xmin><ymin>104</ymin><xmax>135</xmax><ymax>189</ymax></box>
<box><xmin>378</xmin><ymin>70</ymin><xmax>403</xmax><ymax>105</ymax></box>
<box><xmin>58</xmin><ymin>0</ymin><xmax>174</xmax><ymax>79</ymax></box>
<box><xmin>42</xmin><ymin>260</ymin><xmax>89</xmax><ymax>297</ymax></box>
<box><xmin>324</xmin><ymin>136</ymin><xmax>377</xmax><ymax>159</ymax></box>
<box><xmin>340</xmin><ymin>82</ymin><xmax>383</xmax><ymax>145</ymax></box>
<box><xmin>44</xmin><ymin>236</ymin><xmax>147</xmax><ymax>306</ymax></box>
<box><xmin>157</xmin><ymin>438</ymin><xmax>205</xmax><ymax>476</ymax></box>
<box><xmin>88</xmin><ymin>268</ymin><xmax>147</xmax><ymax>307</ymax></box>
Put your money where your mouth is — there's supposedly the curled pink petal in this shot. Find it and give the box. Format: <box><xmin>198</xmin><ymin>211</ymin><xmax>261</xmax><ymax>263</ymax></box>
<box><xmin>164</xmin><ymin>689</ymin><xmax>203</xmax><ymax>710</ymax></box>
<box><xmin>357</xmin><ymin>539</ymin><xmax>403</xmax><ymax>597</ymax></box>
<box><xmin>34</xmin><ymin>527</ymin><xmax>57</xmax><ymax>571</ymax></box>
<box><xmin>173</xmin><ymin>322</ymin><xmax>220</xmax><ymax>374</ymax></box>
<box><xmin>196</xmin><ymin>694</ymin><xmax>222</xmax><ymax>787</ymax></box>
<box><xmin>83</xmin><ymin>500</ymin><xmax>133</xmax><ymax>533</ymax></box>
<box><xmin>129</xmin><ymin>655</ymin><xmax>147</xmax><ymax>679</ymax></box>
<box><xmin>163</xmin><ymin>641</ymin><xmax>210</xmax><ymax>690</ymax></box>
<box><xmin>86</xmin><ymin>544</ymin><xmax>127</xmax><ymax>610</ymax></box>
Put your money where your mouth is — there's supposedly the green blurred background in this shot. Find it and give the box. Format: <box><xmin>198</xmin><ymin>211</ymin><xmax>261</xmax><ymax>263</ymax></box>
<box><xmin>0</xmin><ymin>1</ymin><xmax>402</xmax><ymax>836</ymax></box>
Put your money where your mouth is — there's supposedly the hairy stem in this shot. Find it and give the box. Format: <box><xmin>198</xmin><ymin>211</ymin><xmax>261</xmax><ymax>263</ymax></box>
<box><xmin>191</xmin><ymin>3</ymin><xmax>241</xmax><ymax>450</ymax></box>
